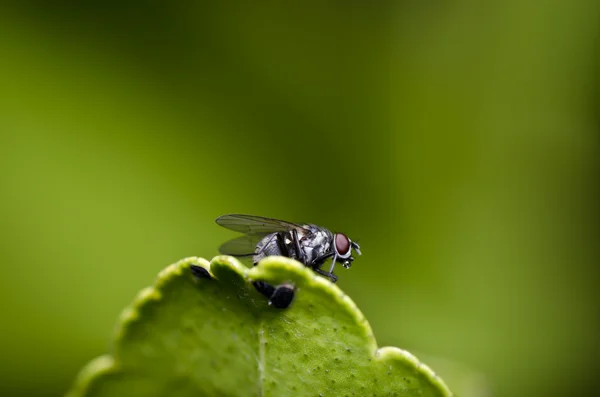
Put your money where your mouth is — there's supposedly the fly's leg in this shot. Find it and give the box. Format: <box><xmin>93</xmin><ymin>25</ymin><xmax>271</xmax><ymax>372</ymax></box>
<box><xmin>253</xmin><ymin>281</ymin><xmax>296</xmax><ymax>308</ymax></box>
<box><xmin>291</xmin><ymin>229</ymin><xmax>305</xmax><ymax>264</ymax></box>
<box><xmin>252</xmin><ymin>281</ymin><xmax>275</xmax><ymax>298</ymax></box>
<box><xmin>310</xmin><ymin>252</ymin><xmax>337</xmax><ymax>282</ymax></box>
<box><xmin>252</xmin><ymin>279</ymin><xmax>296</xmax><ymax>309</ymax></box>
<box><xmin>314</xmin><ymin>268</ymin><xmax>338</xmax><ymax>283</ymax></box>
<box><xmin>268</xmin><ymin>283</ymin><xmax>296</xmax><ymax>309</ymax></box>
<box><xmin>310</xmin><ymin>251</ymin><xmax>334</xmax><ymax>268</ymax></box>
<box><xmin>275</xmin><ymin>231</ymin><xmax>290</xmax><ymax>257</ymax></box>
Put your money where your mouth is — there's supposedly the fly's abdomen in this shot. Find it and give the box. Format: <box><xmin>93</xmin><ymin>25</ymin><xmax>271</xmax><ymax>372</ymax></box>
<box><xmin>253</xmin><ymin>232</ymin><xmax>285</xmax><ymax>264</ymax></box>
<box><xmin>252</xmin><ymin>231</ymin><xmax>303</xmax><ymax>265</ymax></box>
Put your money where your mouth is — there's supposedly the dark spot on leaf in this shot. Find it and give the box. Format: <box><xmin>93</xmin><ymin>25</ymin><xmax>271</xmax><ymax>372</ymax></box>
<box><xmin>190</xmin><ymin>265</ymin><xmax>212</xmax><ymax>279</ymax></box>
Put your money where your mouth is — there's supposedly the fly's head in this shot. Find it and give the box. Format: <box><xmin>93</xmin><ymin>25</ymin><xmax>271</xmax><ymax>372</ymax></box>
<box><xmin>333</xmin><ymin>233</ymin><xmax>361</xmax><ymax>269</ymax></box>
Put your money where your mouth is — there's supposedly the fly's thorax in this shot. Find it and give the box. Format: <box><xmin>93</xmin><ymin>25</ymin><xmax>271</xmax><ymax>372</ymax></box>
<box><xmin>300</xmin><ymin>226</ymin><xmax>333</xmax><ymax>264</ymax></box>
<box><xmin>252</xmin><ymin>226</ymin><xmax>334</xmax><ymax>266</ymax></box>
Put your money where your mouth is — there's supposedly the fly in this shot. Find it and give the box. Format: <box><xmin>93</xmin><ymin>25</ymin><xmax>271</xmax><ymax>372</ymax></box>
<box><xmin>215</xmin><ymin>214</ymin><xmax>361</xmax><ymax>283</ymax></box>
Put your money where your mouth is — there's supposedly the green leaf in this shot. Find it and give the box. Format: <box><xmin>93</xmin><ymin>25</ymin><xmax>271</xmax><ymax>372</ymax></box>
<box><xmin>67</xmin><ymin>256</ymin><xmax>454</xmax><ymax>397</ymax></box>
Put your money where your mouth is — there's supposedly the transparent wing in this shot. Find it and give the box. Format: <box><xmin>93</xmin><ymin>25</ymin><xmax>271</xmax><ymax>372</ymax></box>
<box><xmin>215</xmin><ymin>214</ymin><xmax>307</xmax><ymax>235</ymax></box>
<box><xmin>218</xmin><ymin>234</ymin><xmax>267</xmax><ymax>257</ymax></box>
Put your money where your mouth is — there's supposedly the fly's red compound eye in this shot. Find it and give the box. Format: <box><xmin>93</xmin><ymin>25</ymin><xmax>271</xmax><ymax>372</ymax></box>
<box><xmin>335</xmin><ymin>233</ymin><xmax>351</xmax><ymax>256</ymax></box>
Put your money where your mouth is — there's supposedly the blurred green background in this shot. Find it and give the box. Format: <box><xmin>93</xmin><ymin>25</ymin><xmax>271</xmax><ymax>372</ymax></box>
<box><xmin>0</xmin><ymin>2</ymin><xmax>598</xmax><ymax>397</ymax></box>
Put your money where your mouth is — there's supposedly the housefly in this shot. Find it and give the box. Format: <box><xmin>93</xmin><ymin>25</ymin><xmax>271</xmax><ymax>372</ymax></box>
<box><xmin>215</xmin><ymin>214</ymin><xmax>361</xmax><ymax>283</ymax></box>
<box><xmin>213</xmin><ymin>214</ymin><xmax>361</xmax><ymax>309</ymax></box>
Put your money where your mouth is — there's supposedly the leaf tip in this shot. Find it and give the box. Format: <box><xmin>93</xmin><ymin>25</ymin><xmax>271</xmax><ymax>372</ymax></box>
<box><xmin>67</xmin><ymin>355</ymin><xmax>117</xmax><ymax>397</ymax></box>
<box><xmin>375</xmin><ymin>347</ymin><xmax>454</xmax><ymax>396</ymax></box>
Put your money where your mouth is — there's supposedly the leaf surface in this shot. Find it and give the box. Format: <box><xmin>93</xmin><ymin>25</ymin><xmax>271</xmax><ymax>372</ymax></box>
<box><xmin>68</xmin><ymin>256</ymin><xmax>453</xmax><ymax>397</ymax></box>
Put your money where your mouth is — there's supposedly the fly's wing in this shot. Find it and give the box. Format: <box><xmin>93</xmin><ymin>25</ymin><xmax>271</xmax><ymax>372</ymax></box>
<box><xmin>216</xmin><ymin>214</ymin><xmax>308</xmax><ymax>235</ymax></box>
<box><xmin>218</xmin><ymin>234</ymin><xmax>267</xmax><ymax>257</ymax></box>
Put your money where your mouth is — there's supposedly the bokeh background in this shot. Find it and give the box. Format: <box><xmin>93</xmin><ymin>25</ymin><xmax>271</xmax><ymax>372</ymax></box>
<box><xmin>1</xmin><ymin>2</ymin><xmax>598</xmax><ymax>397</ymax></box>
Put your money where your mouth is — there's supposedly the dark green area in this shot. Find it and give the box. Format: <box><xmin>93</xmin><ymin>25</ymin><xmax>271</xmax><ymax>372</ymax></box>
<box><xmin>0</xmin><ymin>3</ymin><xmax>598</xmax><ymax>397</ymax></box>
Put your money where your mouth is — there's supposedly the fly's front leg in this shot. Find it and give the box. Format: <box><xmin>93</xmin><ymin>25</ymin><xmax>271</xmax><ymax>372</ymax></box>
<box><xmin>310</xmin><ymin>252</ymin><xmax>334</xmax><ymax>269</ymax></box>
<box><xmin>310</xmin><ymin>252</ymin><xmax>337</xmax><ymax>282</ymax></box>
<box><xmin>314</xmin><ymin>268</ymin><xmax>338</xmax><ymax>283</ymax></box>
